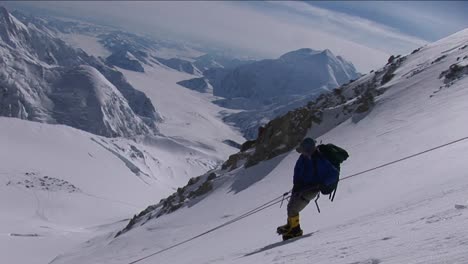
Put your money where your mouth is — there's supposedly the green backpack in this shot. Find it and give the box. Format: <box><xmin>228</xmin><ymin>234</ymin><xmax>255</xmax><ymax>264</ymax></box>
<box><xmin>317</xmin><ymin>144</ymin><xmax>349</xmax><ymax>171</ymax></box>
<box><xmin>316</xmin><ymin>143</ymin><xmax>349</xmax><ymax>198</ymax></box>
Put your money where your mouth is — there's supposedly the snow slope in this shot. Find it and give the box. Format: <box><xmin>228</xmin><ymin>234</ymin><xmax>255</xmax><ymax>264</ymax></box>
<box><xmin>0</xmin><ymin>116</ymin><xmax>234</xmax><ymax>264</ymax></box>
<box><xmin>50</xmin><ymin>29</ymin><xmax>468</xmax><ymax>264</ymax></box>
<box><xmin>60</xmin><ymin>33</ymin><xmax>111</xmax><ymax>58</ymax></box>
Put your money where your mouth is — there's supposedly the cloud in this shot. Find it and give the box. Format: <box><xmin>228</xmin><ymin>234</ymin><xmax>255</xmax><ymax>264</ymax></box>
<box><xmin>269</xmin><ymin>1</ymin><xmax>427</xmax><ymax>45</ymax></box>
<box><xmin>5</xmin><ymin>1</ymin><xmax>433</xmax><ymax>72</ymax></box>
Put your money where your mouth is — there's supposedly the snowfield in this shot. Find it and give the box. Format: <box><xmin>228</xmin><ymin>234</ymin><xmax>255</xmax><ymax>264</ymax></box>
<box><xmin>60</xmin><ymin>33</ymin><xmax>111</xmax><ymax>58</ymax></box>
<box><xmin>0</xmin><ymin>116</ymin><xmax>239</xmax><ymax>264</ymax></box>
<box><xmin>119</xmin><ymin>65</ymin><xmax>245</xmax><ymax>155</ymax></box>
<box><xmin>47</xmin><ymin>29</ymin><xmax>468</xmax><ymax>264</ymax></box>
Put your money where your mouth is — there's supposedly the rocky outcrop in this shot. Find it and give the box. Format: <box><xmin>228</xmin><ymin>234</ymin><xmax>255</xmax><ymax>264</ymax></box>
<box><xmin>115</xmin><ymin>171</ymin><xmax>218</xmax><ymax>237</ymax></box>
<box><xmin>440</xmin><ymin>62</ymin><xmax>468</xmax><ymax>84</ymax></box>
<box><xmin>106</xmin><ymin>50</ymin><xmax>145</xmax><ymax>72</ymax></box>
<box><xmin>177</xmin><ymin>77</ymin><xmax>210</xmax><ymax>93</ymax></box>
<box><xmin>156</xmin><ymin>57</ymin><xmax>200</xmax><ymax>75</ymax></box>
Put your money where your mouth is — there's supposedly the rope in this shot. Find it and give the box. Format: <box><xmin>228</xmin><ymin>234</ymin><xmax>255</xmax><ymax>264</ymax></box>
<box><xmin>341</xmin><ymin>136</ymin><xmax>468</xmax><ymax>181</ymax></box>
<box><xmin>128</xmin><ymin>194</ymin><xmax>289</xmax><ymax>264</ymax></box>
<box><xmin>127</xmin><ymin>135</ymin><xmax>468</xmax><ymax>264</ymax></box>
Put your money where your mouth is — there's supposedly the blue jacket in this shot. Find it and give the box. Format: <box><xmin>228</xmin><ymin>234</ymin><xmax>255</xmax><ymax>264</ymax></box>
<box><xmin>293</xmin><ymin>153</ymin><xmax>338</xmax><ymax>186</ymax></box>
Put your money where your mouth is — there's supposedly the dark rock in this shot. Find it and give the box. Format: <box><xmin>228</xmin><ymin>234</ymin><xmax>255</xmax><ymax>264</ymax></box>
<box><xmin>106</xmin><ymin>50</ymin><xmax>145</xmax><ymax>72</ymax></box>
<box><xmin>222</xmin><ymin>139</ymin><xmax>241</xmax><ymax>149</ymax></box>
<box><xmin>156</xmin><ymin>57</ymin><xmax>198</xmax><ymax>74</ymax></box>
<box><xmin>177</xmin><ymin>78</ymin><xmax>210</xmax><ymax>93</ymax></box>
<box><xmin>240</xmin><ymin>140</ymin><xmax>256</xmax><ymax>152</ymax></box>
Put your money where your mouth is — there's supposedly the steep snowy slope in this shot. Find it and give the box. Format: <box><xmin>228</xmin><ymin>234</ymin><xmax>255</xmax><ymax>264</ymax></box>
<box><xmin>51</xmin><ymin>29</ymin><xmax>468</xmax><ymax>264</ymax></box>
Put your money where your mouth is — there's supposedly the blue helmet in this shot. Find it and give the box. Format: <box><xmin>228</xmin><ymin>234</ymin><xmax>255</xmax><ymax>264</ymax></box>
<box><xmin>296</xmin><ymin>137</ymin><xmax>316</xmax><ymax>154</ymax></box>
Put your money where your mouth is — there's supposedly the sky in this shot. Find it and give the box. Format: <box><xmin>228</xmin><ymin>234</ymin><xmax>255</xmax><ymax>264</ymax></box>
<box><xmin>3</xmin><ymin>1</ymin><xmax>467</xmax><ymax>72</ymax></box>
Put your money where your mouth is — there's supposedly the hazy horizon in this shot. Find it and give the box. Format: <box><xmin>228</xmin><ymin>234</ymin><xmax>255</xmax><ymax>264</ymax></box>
<box><xmin>2</xmin><ymin>1</ymin><xmax>467</xmax><ymax>72</ymax></box>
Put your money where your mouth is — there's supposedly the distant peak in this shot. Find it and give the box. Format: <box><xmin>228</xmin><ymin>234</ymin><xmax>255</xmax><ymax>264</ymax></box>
<box><xmin>279</xmin><ymin>48</ymin><xmax>338</xmax><ymax>61</ymax></box>
<box><xmin>279</xmin><ymin>48</ymin><xmax>321</xmax><ymax>60</ymax></box>
<box><xmin>0</xmin><ymin>5</ymin><xmax>28</xmax><ymax>37</ymax></box>
<box><xmin>322</xmin><ymin>49</ymin><xmax>334</xmax><ymax>56</ymax></box>
<box><xmin>1</xmin><ymin>6</ymin><xmax>11</xmax><ymax>25</ymax></box>
<box><xmin>295</xmin><ymin>48</ymin><xmax>318</xmax><ymax>53</ymax></box>
<box><xmin>0</xmin><ymin>6</ymin><xmax>8</xmax><ymax>15</ymax></box>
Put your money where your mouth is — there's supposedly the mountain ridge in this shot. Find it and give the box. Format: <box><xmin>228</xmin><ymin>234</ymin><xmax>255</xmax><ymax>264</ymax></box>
<box><xmin>0</xmin><ymin>7</ymin><xmax>160</xmax><ymax>137</ymax></box>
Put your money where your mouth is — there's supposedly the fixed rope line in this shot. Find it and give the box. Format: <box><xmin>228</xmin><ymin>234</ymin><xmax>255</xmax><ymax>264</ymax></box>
<box><xmin>128</xmin><ymin>135</ymin><xmax>468</xmax><ymax>264</ymax></box>
<box><xmin>341</xmin><ymin>136</ymin><xmax>468</xmax><ymax>181</ymax></box>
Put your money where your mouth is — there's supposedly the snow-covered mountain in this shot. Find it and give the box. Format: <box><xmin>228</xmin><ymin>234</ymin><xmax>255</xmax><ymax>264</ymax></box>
<box><xmin>0</xmin><ymin>7</ymin><xmax>159</xmax><ymax>137</ymax></box>
<box><xmin>192</xmin><ymin>53</ymin><xmax>255</xmax><ymax>71</ymax></box>
<box><xmin>211</xmin><ymin>48</ymin><xmax>359</xmax><ymax>99</ymax></box>
<box><xmin>178</xmin><ymin>48</ymin><xmax>360</xmax><ymax>139</ymax></box>
<box><xmin>10</xmin><ymin>7</ymin><xmax>322</xmax><ymax>142</ymax></box>
<box><xmin>49</xmin><ymin>28</ymin><xmax>468</xmax><ymax>264</ymax></box>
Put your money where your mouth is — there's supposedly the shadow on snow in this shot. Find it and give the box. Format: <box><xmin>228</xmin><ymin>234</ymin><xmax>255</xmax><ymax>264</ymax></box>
<box><xmin>243</xmin><ymin>232</ymin><xmax>316</xmax><ymax>257</ymax></box>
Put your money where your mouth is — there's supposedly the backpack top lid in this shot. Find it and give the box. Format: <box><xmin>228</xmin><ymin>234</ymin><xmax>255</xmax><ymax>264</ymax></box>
<box><xmin>296</xmin><ymin>137</ymin><xmax>316</xmax><ymax>155</ymax></box>
<box><xmin>317</xmin><ymin>144</ymin><xmax>349</xmax><ymax>169</ymax></box>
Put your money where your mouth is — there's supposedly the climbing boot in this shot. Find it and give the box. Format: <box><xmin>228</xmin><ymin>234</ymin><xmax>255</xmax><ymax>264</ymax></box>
<box><xmin>282</xmin><ymin>225</ymin><xmax>303</xmax><ymax>241</ymax></box>
<box><xmin>276</xmin><ymin>215</ymin><xmax>301</xmax><ymax>235</ymax></box>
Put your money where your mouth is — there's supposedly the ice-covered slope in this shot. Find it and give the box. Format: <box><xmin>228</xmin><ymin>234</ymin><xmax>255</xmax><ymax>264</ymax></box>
<box><xmin>51</xmin><ymin>29</ymin><xmax>468</xmax><ymax>264</ymax></box>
